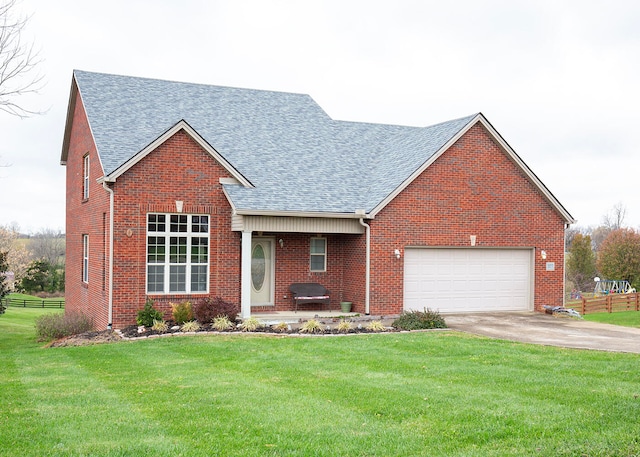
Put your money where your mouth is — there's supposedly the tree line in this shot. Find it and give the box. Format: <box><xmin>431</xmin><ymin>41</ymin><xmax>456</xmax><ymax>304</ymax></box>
<box><xmin>566</xmin><ymin>203</ymin><xmax>640</xmax><ymax>295</ymax></box>
<box><xmin>0</xmin><ymin>225</ymin><xmax>65</xmax><ymax>300</ymax></box>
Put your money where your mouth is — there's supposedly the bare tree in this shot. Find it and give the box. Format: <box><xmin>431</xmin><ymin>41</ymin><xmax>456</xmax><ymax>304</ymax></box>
<box><xmin>602</xmin><ymin>202</ymin><xmax>627</xmax><ymax>230</ymax></box>
<box><xmin>565</xmin><ymin>225</ymin><xmax>587</xmax><ymax>251</ymax></box>
<box><xmin>0</xmin><ymin>0</ymin><xmax>43</xmax><ymax>118</ymax></box>
<box><xmin>30</xmin><ymin>228</ymin><xmax>65</xmax><ymax>266</ymax></box>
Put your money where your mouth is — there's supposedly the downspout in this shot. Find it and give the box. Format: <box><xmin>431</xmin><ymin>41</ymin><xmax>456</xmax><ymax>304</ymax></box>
<box><xmin>102</xmin><ymin>181</ymin><xmax>114</xmax><ymax>329</ymax></box>
<box><xmin>358</xmin><ymin>217</ymin><xmax>371</xmax><ymax>315</ymax></box>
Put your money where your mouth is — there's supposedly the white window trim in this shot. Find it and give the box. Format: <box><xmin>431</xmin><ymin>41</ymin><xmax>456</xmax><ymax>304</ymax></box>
<box><xmin>146</xmin><ymin>213</ymin><xmax>210</xmax><ymax>294</ymax></box>
<box><xmin>310</xmin><ymin>237</ymin><xmax>327</xmax><ymax>272</ymax></box>
<box><xmin>83</xmin><ymin>154</ymin><xmax>90</xmax><ymax>200</ymax></box>
<box><xmin>82</xmin><ymin>234</ymin><xmax>89</xmax><ymax>283</ymax></box>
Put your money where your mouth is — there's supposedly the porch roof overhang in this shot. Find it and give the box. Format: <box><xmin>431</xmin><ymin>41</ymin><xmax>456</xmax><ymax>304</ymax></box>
<box><xmin>222</xmin><ymin>184</ymin><xmax>369</xmax><ymax>234</ymax></box>
<box><xmin>231</xmin><ymin>213</ymin><xmax>366</xmax><ymax>234</ymax></box>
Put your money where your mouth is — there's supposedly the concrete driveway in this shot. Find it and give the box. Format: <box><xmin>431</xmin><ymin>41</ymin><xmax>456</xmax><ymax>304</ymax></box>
<box><xmin>444</xmin><ymin>312</ymin><xmax>640</xmax><ymax>353</ymax></box>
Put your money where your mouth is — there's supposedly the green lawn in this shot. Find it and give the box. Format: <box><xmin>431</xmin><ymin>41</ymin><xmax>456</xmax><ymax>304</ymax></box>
<box><xmin>1</xmin><ymin>308</ymin><xmax>639</xmax><ymax>457</ymax></box>
<box><xmin>582</xmin><ymin>310</ymin><xmax>640</xmax><ymax>328</ymax></box>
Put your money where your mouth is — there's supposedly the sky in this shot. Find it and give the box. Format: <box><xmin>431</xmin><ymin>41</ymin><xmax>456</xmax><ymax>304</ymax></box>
<box><xmin>1</xmin><ymin>0</ymin><xmax>639</xmax><ymax>234</ymax></box>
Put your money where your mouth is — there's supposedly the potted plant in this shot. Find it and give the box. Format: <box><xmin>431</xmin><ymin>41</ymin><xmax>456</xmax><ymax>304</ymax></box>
<box><xmin>340</xmin><ymin>301</ymin><xmax>352</xmax><ymax>313</ymax></box>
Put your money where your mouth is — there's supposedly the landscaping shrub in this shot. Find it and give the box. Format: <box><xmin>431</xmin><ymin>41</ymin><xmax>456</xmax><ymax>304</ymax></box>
<box><xmin>336</xmin><ymin>319</ymin><xmax>352</xmax><ymax>333</ymax></box>
<box><xmin>137</xmin><ymin>298</ymin><xmax>163</xmax><ymax>327</ymax></box>
<box><xmin>192</xmin><ymin>297</ymin><xmax>239</xmax><ymax>324</ymax></box>
<box><xmin>366</xmin><ymin>320</ymin><xmax>386</xmax><ymax>332</ymax></box>
<box><xmin>171</xmin><ymin>301</ymin><xmax>193</xmax><ymax>324</ymax></box>
<box><xmin>238</xmin><ymin>316</ymin><xmax>263</xmax><ymax>332</ymax></box>
<box><xmin>180</xmin><ymin>320</ymin><xmax>201</xmax><ymax>332</ymax></box>
<box><xmin>300</xmin><ymin>319</ymin><xmax>323</xmax><ymax>334</ymax></box>
<box><xmin>272</xmin><ymin>321</ymin><xmax>289</xmax><ymax>333</ymax></box>
<box><xmin>392</xmin><ymin>308</ymin><xmax>447</xmax><ymax>330</ymax></box>
<box><xmin>151</xmin><ymin>319</ymin><xmax>168</xmax><ymax>332</ymax></box>
<box><xmin>211</xmin><ymin>315</ymin><xmax>234</xmax><ymax>331</ymax></box>
<box><xmin>35</xmin><ymin>311</ymin><xmax>94</xmax><ymax>341</ymax></box>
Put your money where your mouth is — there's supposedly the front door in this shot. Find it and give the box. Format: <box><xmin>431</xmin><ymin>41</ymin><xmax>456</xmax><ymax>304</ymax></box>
<box><xmin>251</xmin><ymin>238</ymin><xmax>274</xmax><ymax>306</ymax></box>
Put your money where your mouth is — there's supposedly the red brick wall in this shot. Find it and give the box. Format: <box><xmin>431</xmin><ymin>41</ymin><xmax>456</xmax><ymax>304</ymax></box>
<box><xmin>64</xmin><ymin>94</ymin><xmax>111</xmax><ymax>329</ymax></box>
<box><xmin>343</xmin><ymin>233</ymin><xmax>367</xmax><ymax>313</ymax></box>
<box><xmin>249</xmin><ymin>232</ymin><xmax>366</xmax><ymax>314</ymax></box>
<box><xmin>66</xmin><ymin>107</ymin><xmax>565</xmax><ymax>327</ymax></box>
<box><xmin>254</xmin><ymin>233</ymin><xmax>346</xmax><ymax>312</ymax></box>
<box><xmin>368</xmin><ymin>122</ymin><xmax>566</xmax><ymax>315</ymax></box>
<box><xmin>108</xmin><ymin>130</ymin><xmax>241</xmax><ymax>327</ymax></box>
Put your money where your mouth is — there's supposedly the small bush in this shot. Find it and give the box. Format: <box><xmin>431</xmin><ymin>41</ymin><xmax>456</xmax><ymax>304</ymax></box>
<box><xmin>239</xmin><ymin>316</ymin><xmax>263</xmax><ymax>332</ymax></box>
<box><xmin>171</xmin><ymin>301</ymin><xmax>193</xmax><ymax>325</ymax></box>
<box><xmin>151</xmin><ymin>319</ymin><xmax>168</xmax><ymax>332</ymax></box>
<box><xmin>272</xmin><ymin>321</ymin><xmax>290</xmax><ymax>333</ymax></box>
<box><xmin>35</xmin><ymin>311</ymin><xmax>94</xmax><ymax>341</ymax></box>
<box><xmin>137</xmin><ymin>298</ymin><xmax>164</xmax><ymax>327</ymax></box>
<box><xmin>392</xmin><ymin>308</ymin><xmax>447</xmax><ymax>330</ymax></box>
<box><xmin>336</xmin><ymin>319</ymin><xmax>352</xmax><ymax>333</ymax></box>
<box><xmin>300</xmin><ymin>319</ymin><xmax>324</xmax><ymax>334</ymax></box>
<box><xmin>366</xmin><ymin>320</ymin><xmax>386</xmax><ymax>332</ymax></box>
<box><xmin>212</xmin><ymin>315</ymin><xmax>234</xmax><ymax>331</ymax></box>
<box><xmin>180</xmin><ymin>320</ymin><xmax>201</xmax><ymax>332</ymax></box>
<box><xmin>193</xmin><ymin>297</ymin><xmax>239</xmax><ymax>324</ymax></box>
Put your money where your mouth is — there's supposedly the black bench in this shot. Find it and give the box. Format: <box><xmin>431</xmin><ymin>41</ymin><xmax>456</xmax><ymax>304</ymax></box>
<box><xmin>289</xmin><ymin>283</ymin><xmax>331</xmax><ymax>312</ymax></box>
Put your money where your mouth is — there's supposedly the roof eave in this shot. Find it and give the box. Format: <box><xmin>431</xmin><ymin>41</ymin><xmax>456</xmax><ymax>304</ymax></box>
<box><xmin>368</xmin><ymin>113</ymin><xmax>482</xmax><ymax>217</ymax></box>
<box><xmin>103</xmin><ymin>120</ymin><xmax>253</xmax><ymax>187</ymax></box>
<box><xmin>368</xmin><ymin>113</ymin><xmax>575</xmax><ymax>224</ymax></box>
<box><xmin>233</xmin><ymin>209</ymin><xmax>373</xmax><ymax>219</ymax></box>
<box><xmin>476</xmin><ymin>115</ymin><xmax>576</xmax><ymax>224</ymax></box>
<box><xmin>59</xmin><ymin>74</ymin><xmax>79</xmax><ymax>166</ymax></box>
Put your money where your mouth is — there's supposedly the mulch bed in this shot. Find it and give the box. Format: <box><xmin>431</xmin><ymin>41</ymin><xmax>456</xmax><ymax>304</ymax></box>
<box><xmin>48</xmin><ymin>330</ymin><xmax>123</xmax><ymax>347</ymax></box>
<box><xmin>48</xmin><ymin>316</ymin><xmax>408</xmax><ymax>347</ymax></box>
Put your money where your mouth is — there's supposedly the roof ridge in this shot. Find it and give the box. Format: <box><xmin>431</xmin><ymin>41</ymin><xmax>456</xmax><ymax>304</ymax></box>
<box><xmin>73</xmin><ymin>69</ymin><xmax>313</xmax><ymax>99</ymax></box>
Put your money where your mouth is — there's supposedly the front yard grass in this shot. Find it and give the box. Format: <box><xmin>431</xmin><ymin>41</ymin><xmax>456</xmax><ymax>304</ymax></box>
<box><xmin>582</xmin><ymin>310</ymin><xmax>640</xmax><ymax>328</ymax></box>
<box><xmin>1</xmin><ymin>307</ymin><xmax>639</xmax><ymax>456</ymax></box>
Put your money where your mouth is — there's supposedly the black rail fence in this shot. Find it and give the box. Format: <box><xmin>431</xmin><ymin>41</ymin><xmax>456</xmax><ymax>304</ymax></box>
<box><xmin>1</xmin><ymin>297</ymin><xmax>65</xmax><ymax>309</ymax></box>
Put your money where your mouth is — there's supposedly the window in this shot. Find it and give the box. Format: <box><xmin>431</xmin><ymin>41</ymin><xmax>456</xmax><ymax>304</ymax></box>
<box><xmin>82</xmin><ymin>234</ymin><xmax>89</xmax><ymax>283</ymax></box>
<box><xmin>310</xmin><ymin>237</ymin><xmax>326</xmax><ymax>272</ymax></box>
<box><xmin>83</xmin><ymin>154</ymin><xmax>90</xmax><ymax>200</ymax></box>
<box><xmin>146</xmin><ymin>214</ymin><xmax>209</xmax><ymax>294</ymax></box>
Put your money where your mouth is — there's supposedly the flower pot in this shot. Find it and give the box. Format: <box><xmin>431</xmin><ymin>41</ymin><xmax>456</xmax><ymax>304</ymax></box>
<box><xmin>340</xmin><ymin>301</ymin><xmax>352</xmax><ymax>313</ymax></box>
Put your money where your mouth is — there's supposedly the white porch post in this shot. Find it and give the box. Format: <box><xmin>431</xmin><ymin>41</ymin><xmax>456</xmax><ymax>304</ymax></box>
<box><xmin>240</xmin><ymin>230</ymin><xmax>252</xmax><ymax>318</ymax></box>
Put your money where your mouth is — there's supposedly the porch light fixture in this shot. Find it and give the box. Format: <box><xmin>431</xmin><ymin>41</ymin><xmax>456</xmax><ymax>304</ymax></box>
<box><xmin>279</xmin><ymin>238</ymin><xmax>284</xmax><ymax>248</ymax></box>
<box><xmin>540</xmin><ymin>250</ymin><xmax>547</xmax><ymax>260</ymax></box>
<box><xmin>394</xmin><ymin>249</ymin><xmax>401</xmax><ymax>259</ymax></box>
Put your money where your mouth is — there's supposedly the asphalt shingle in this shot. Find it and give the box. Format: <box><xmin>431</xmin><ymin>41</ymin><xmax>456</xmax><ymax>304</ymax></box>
<box><xmin>73</xmin><ymin>70</ymin><xmax>477</xmax><ymax>214</ymax></box>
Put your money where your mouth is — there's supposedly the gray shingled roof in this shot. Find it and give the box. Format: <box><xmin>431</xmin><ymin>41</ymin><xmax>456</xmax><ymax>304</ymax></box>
<box><xmin>73</xmin><ymin>70</ymin><xmax>477</xmax><ymax>215</ymax></box>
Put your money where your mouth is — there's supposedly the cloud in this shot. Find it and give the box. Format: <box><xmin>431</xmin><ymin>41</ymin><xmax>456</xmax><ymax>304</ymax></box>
<box><xmin>1</xmin><ymin>0</ymin><xmax>640</xmax><ymax>231</ymax></box>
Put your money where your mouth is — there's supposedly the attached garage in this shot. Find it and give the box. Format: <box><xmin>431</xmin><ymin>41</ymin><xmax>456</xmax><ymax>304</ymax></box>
<box><xmin>403</xmin><ymin>248</ymin><xmax>533</xmax><ymax>313</ymax></box>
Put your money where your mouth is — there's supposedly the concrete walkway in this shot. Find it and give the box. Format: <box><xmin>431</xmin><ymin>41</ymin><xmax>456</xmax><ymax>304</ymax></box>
<box><xmin>444</xmin><ymin>312</ymin><xmax>640</xmax><ymax>354</ymax></box>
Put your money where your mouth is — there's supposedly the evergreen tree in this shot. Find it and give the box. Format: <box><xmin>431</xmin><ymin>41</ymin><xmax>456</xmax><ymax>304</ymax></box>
<box><xmin>567</xmin><ymin>233</ymin><xmax>597</xmax><ymax>293</ymax></box>
<box><xmin>18</xmin><ymin>259</ymin><xmax>51</xmax><ymax>293</ymax></box>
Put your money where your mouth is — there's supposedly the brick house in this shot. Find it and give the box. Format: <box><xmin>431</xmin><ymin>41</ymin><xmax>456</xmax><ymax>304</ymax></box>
<box><xmin>60</xmin><ymin>70</ymin><xmax>574</xmax><ymax>329</ymax></box>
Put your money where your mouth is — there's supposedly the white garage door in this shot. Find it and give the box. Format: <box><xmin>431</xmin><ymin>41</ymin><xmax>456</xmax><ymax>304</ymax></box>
<box><xmin>404</xmin><ymin>248</ymin><xmax>532</xmax><ymax>313</ymax></box>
